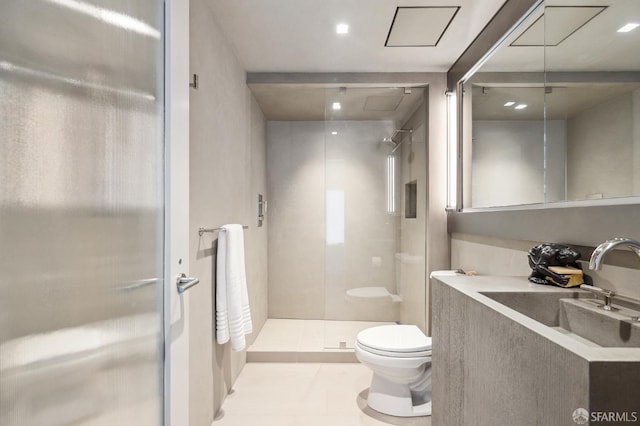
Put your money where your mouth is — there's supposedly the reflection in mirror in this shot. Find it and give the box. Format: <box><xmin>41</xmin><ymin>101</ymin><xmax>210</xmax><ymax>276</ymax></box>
<box><xmin>545</xmin><ymin>0</ymin><xmax>640</xmax><ymax>202</ymax></box>
<box><xmin>462</xmin><ymin>0</ymin><xmax>640</xmax><ymax>208</ymax></box>
<box><xmin>462</xmin><ymin>3</ymin><xmax>546</xmax><ymax>208</ymax></box>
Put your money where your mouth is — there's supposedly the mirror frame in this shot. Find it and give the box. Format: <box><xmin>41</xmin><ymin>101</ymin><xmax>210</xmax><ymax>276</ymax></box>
<box><xmin>446</xmin><ymin>0</ymin><xmax>640</xmax><ymax>250</ymax></box>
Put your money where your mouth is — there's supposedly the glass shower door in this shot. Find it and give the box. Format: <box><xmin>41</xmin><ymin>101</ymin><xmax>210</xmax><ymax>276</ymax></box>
<box><xmin>0</xmin><ymin>1</ymin><xmax>165</xmax><ymax>425</ymax></box>
<box><xmin>322</xmin><ymin>87</ymin><xmax>422</xmax><ymax>349</ymax></box>
<box><xmin>321</xmin><ymin>87</ymin><xmax>429</xmax><ymax>348</ymax></box>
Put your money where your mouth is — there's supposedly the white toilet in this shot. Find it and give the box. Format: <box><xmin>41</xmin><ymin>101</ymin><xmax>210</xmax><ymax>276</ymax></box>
<box><xmin>355</xmin><ymin>324</ymin><xmax>432</xmax><ymax>417</ymax></box>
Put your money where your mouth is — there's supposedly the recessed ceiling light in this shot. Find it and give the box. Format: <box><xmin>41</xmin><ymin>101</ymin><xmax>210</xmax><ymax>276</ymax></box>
<box><xmin>332</xmin><ymin>102</ymin><xmax>341</xmax><ymax>110</ymax></box>
<box><xmin>617</xmin><ymin>23</ymin><xmax>639</xmax><ymax>33</ymax></box>
<box><xmin>515</xmin><ymin>104</ymin><xmax>528</xmax><ymax>110</ymax></box>
<box><xmin>504</xmin><ymin>101</ymin><xmax>516</xmax><ymax>107</ymax></box>
<box><xmin>336</xmin><ymin>23</ymin><xmax>349</xmax><ymax>34</ymax></box>
<box><xmin>331</xmin><ymin>131</ymin><xmax>338</xmax><ymax>135</ymax></box>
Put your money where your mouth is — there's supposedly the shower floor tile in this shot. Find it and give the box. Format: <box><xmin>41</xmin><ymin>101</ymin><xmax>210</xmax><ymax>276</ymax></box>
<box><xmin>247</xmin><ymin>319</ymin><xmax>394</xmax><ymax>363</ymax></box>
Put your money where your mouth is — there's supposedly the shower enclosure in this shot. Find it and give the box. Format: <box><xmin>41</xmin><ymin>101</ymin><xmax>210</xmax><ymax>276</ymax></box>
<box><xmin>264</xmin><ymin>86</ymin><xmax>428</xmax><ymax>351</ymax></box>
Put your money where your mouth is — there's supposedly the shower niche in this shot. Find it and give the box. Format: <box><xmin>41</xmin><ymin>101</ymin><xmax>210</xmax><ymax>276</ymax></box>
<box><xmin>405</xmin><ymin>180</ymin><xmax>418</xmax><ymax>219</ymax></box>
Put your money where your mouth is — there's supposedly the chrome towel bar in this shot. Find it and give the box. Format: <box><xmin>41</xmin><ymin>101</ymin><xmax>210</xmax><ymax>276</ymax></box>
<box><xmin>198</xmin><ymin>225</ymin><xmax>248</xmax><ymax>237</ymax></box>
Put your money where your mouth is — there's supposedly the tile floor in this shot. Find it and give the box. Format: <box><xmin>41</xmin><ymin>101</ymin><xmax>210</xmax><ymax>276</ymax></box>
<box><xmin>213</xmin><ymin>363</ymin><xmax>431</xmax><ymax>426</ymax></box>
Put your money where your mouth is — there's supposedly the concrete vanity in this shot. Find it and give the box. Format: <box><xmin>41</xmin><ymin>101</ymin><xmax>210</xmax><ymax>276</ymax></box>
<box><xmin>431</xmin><ymin>274</ymin><xmax>640</xmax><ymax>426</ymax></box>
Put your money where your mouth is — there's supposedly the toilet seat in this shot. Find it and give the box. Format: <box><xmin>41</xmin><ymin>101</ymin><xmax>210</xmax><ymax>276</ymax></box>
<box><xmin>356</xmin><ymin>325</ymin><xmax>431</xmax><ymax>358</ymax></box>
<box><xmin>357</xmin><ymin>341</ymin><xmax>431</xmax><ymax>358</ymax></box>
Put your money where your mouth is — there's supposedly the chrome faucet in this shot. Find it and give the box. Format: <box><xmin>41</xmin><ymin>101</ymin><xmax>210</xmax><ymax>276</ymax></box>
<box><xmin>589</xmin><ymin>237</ymin><xmax>640</xmax><ymax>270</ymax></box>
<box><xmin>586</xmin><ymin>238</ymin><xmax>640</xmax><ymax>317</ymax></box>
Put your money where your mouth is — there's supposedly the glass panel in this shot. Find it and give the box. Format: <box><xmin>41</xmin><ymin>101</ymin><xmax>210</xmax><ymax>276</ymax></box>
<box><xmin>461</xmin><ymin>0</ymin><xmax>640</xmax><ymax>208</ymax></box>
<box><xmin>323</xmin><ymin>87</ymin><xmax>427</xmax><ymax>348</ymax></box>
<box><xmin>0</xmin><ymin>1</ymin><xmax>164</xmax><ymax>425</ymax></box>
<box><xmin>468</xmin><ymin>85</ymin><xmax>547</xmax><ymax>207</ymax></box>
<box><xmin>462</xmin><ymin>4</ymin><xmax>548</xmax><ymax>208</ymax></box>
<box><xmin>544</xmin><ymin>0</ymin><xmax>640</xmax><ymax>201</ymax></box>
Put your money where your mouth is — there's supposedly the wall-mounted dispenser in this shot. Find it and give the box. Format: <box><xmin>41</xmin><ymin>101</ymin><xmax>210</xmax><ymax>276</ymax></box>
<box><xmin>257</xmin><ymin>193</ymin><xmax>267</xmax><ymax>227</ymax></box>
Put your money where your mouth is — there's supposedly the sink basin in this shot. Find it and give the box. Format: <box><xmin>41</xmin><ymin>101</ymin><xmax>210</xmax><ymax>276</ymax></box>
<box><xmin>481</xmin><ymin>291</ymin><xmax>640</xmax><ymax>348</ymax></box>
<box><xmin>432</xmin><ymin>275</ymin><xmax>640</xmax><ymax>425</ymax></box>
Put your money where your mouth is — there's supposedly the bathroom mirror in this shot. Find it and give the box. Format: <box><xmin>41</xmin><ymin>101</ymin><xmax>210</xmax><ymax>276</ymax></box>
<box><xmin>461</xmin><ymin>0</ymin><xmax>640</xmax><ymax>208</ymax></box>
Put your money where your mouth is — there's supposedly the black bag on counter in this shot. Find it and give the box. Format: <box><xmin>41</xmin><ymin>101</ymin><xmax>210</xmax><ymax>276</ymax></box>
<box><xmin>527</xmin><ymin>243</ymin><xmax>590</xmax><ymax>287</ymax></box>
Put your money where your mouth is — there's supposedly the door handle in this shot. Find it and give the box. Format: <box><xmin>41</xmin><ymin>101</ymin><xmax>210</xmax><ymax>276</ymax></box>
<box><xmin>176</xmin><ymin>273</ymin><xmax>200</xmax><ymax>294</ymax></box>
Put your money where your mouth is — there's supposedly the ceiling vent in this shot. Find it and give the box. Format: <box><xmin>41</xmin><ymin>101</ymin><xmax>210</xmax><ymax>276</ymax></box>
<box><xmin>511</xmin><ymin>6</ymin><xmax>606</xmax><ymax>47</ymax></box>
<box><xmin>385</xmin><ymin>6</ymin><xmax>460</xmax><ymax>47</ymax></box>
<box><xmin>363</xmin><ymin>96</ymin><xmax>403</xmax><ymax>111</ymax></box>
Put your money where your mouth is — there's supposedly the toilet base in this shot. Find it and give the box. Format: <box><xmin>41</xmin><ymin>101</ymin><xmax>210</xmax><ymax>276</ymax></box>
<box><xmin>367</xmin><ymin>373</ymin><xmax>432</xmax><ymax>417</ymax></box>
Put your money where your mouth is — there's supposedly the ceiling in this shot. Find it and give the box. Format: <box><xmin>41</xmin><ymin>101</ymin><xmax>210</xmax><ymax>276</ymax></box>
<box><xmin>207</xmin><ymin>0</ymin><xmax>507</xmax><ymax>73</ymax></box>
<box><xmin>249</xmin><ymin>85</ymin><xmax>426</xmax><ymax>121</ymax></box>
<box><xmin>467</xmin><ymin>0</ymin><xmax>640</xmax><ymax>121</ymax></box>
<box><xmin>480</xmin><ymin>0</ymin><xmax>640</xmax><ymax>72</ymax></box>
<box><xmin>471</xmin><ymin>83</ymin><xmax>640</xmax><ymax>120</ymax></box>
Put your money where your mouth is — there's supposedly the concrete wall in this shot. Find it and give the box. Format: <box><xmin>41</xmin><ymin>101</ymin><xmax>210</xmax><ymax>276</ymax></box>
<box><xmin>471</xmin><ymin>120</ymin><xmax>566</xmax><ymax>207</ymax></box>
<box><xmin>190</xmin><ymin>0</ymin><xmax>268</xmax><ymax>421</ymax></box>
<box><xmin>567</xmin><ymin>92</ymin><xmax>635</xmax><ymax>200</ymax></box>
<box><xmin>266</xmin><ymin>121</ymin><xmax>326</xmax><ymax>319</ymax></box>
<box><xmin>451</xmin><ymin>233</ymin><xmax>640</xmax><ymax>301</ymax></box>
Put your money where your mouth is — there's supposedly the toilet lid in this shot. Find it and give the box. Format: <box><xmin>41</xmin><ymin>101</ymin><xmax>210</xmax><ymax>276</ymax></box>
<box><xmin>356</xmin><ymin>325</ymin><xmax>431</xmax><ymax>354</ymax></box>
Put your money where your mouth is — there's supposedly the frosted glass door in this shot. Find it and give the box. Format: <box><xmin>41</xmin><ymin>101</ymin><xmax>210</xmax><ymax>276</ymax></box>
<box><xmin>0</xmin><ymin>1</ymin><xmax>165</xmax><ymax>425</ymax></box>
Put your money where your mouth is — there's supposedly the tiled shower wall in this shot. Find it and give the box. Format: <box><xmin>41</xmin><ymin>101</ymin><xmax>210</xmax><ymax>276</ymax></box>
<box><xmin>266</xmin><ymin>120</ymin><xmax>401</xmax><ymax>322</ymax></box>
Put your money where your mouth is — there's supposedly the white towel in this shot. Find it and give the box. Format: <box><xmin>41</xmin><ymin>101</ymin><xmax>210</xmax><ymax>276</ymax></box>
<box><xmin>215</xmin><ymin>224</ymin><xmax>252</xmax><ymax>351</ymax></box>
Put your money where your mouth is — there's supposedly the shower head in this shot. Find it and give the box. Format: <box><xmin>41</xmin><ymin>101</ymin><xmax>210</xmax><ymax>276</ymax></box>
<box><xmin>383</xmin><ymin>129</ymin><xmax>412</xmax><ymax>153</ymax></box>
<box><xmin>382</xmin><ymin>137</ymin><xmax>398</xmax><ymax>146</ymax></box>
